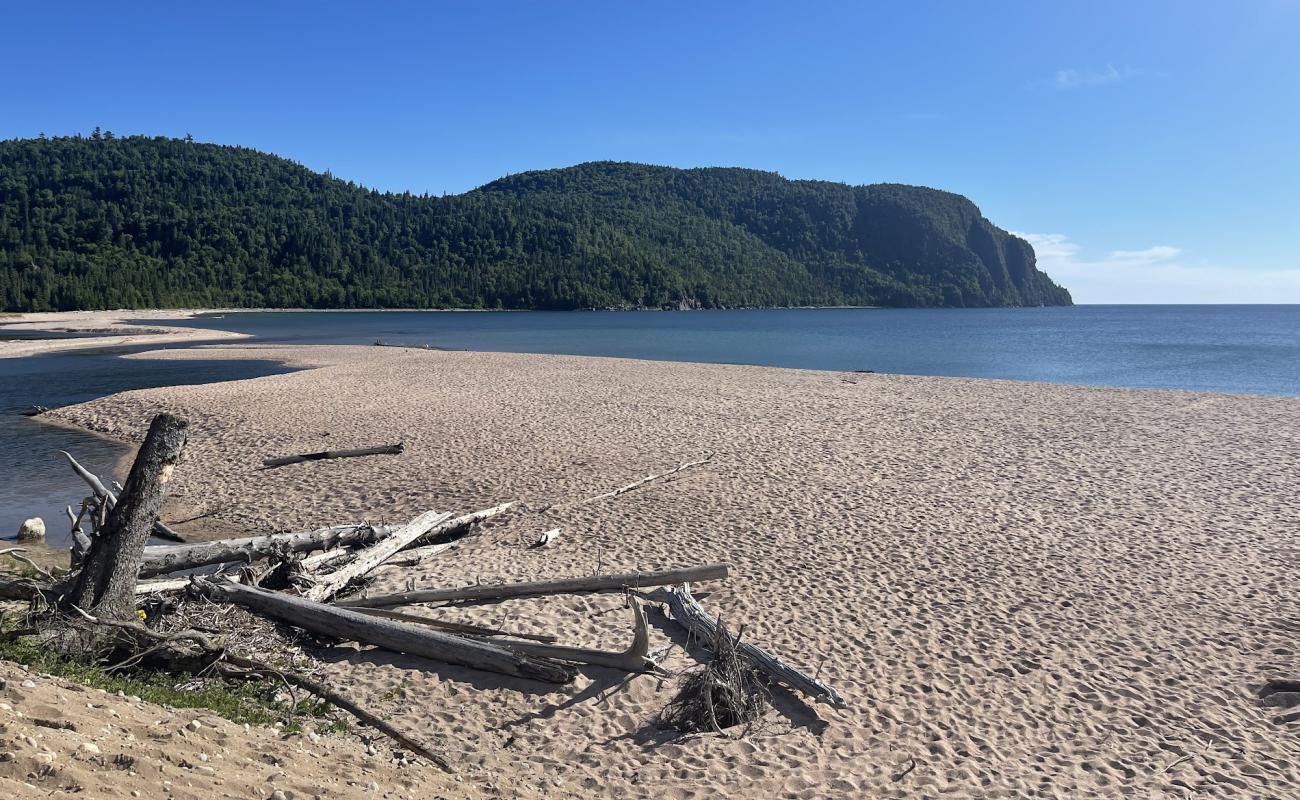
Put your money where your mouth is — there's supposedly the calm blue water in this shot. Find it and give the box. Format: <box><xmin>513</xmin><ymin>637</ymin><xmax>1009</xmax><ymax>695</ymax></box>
<box><xmin>166</xmin><ymin>306</ymin><xmax>1300</xmax><ymax>396</ymax></box>
<box><xmin>0</xmin><ymin>349</ymin><xmax>292</xmax><ymax>547</ymax></box>
<box><xmin>5</xmin><ymin>305</ymin><xmax>1298</xmax><ymax>546</ymax></box>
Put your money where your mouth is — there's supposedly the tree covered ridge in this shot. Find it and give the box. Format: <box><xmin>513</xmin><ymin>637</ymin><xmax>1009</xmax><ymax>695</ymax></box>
<box><xmin>0</xmin><ymin>134</ymin><xmax>1071</xmax><ymax>311</ymax></box>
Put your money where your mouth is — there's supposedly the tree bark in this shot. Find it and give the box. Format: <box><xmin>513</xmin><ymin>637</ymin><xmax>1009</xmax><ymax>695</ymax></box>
<box><xmin>67</xmin><ymin>413</ymin><xmax>189</xmax><ymax>620</ymax></box>
<box><xmin>201</xmin><ymin>578</ymin><xmax>573</xmax><ymax>684</ymax></box>
<box><xmin>657</xmin><ymin>583</ymin><xmax>846</xmax><ymax>708</ymax></box>
<box><xmin>337</xmin><ymin>563</ymin><xmax>730</xmax><ymax>609</ymax></box>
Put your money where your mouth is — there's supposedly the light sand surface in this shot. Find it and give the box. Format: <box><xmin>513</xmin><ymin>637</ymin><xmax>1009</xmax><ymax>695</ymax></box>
<box><xmin>0</xmin><ymin>661</ymin><xmax>471</xmax><ymax>799</ymax></box>
<box><xmin>0</xmin><ymin>311</ymin><xmax>245</xmax><ymax>357</ymax></box>
<box><xmin>37</xmin><ymin>343</ymin><xmax>1300</xmax><ymax>798</ymax></box>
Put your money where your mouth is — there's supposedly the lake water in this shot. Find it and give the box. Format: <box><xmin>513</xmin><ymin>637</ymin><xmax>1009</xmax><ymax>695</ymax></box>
<box><xmin>4</xmin><ymin>305</ymin><xmax>1298</xmax><ymax>546</ymax></box>
<box><xmin>167</xmin><ymin>305</ymin><xmax>1300</xmax><ymax>396</ymax></box>
<box><xmin>0</xmin><ymin>349</ymin><xmax>292</xmax><ymax>547</ymax></box>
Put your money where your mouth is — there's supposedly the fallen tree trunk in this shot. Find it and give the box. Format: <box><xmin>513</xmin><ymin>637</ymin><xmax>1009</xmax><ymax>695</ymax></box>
<box><xmin>657</xmin><ymin>583</ymin><xmax>846</xmax><ymax>709</ymax></box>
<box><xmin>351</xmin><ymin>607</ymin><xmax>558</xmax><ymax>642</ymax></box>
<box><xmin>140</xmin><ymin>524</ymin><xmax>391</xmax><ymax>577</ymax></box>
<box><xmin>201</xmin><ymin>578</ymin><xmax>573</xmax><ymax>684</ymax></box>
<box><xmin>140</xmin><ymin>503</ymin><xmax>514</xmax><ymax>578</ymax></box>
<box><xmin>302</xmin><ymin>510</ymin><xmax>453</xmax><ymax>603</ymax></box>
<box><xmin>262</xmin><ymin>444</ymin><xmax>404</xmax><ymax>468</ymax></box>
<box><xmin>337</xmin><ymin>563</ymin><xmax>730</xmax><ymax>609</ymax></box>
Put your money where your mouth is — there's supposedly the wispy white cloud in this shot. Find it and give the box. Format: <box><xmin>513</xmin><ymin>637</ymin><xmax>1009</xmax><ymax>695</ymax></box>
<box><xmin>1015</xmin><ymin>232</ymin><xmax>1300</xmax><ymax>303</ymax></box>
<box><xmin>1044</xmin><ymin>65</ymin><xmax>1141</xmax><ymax>90</ymax></box>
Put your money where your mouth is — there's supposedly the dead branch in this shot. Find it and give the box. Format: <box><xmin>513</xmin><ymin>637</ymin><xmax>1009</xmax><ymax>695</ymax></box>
<box><xmin>491</xmin><ymin>596</ymin><xmax>663</xmax><ymax>673</ymax></box>
<box><xmin>68</xmin><ymin>608</ymin><xmax>453</xmax><ymax>772</ymax></box>
<box><xmin>566</xmin><ymin>452</ymin><xmax>714</xmax><ymax>509</ymax></box>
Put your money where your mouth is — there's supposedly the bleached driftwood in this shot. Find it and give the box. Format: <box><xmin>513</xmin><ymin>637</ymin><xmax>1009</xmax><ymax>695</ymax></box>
<box><xmin>351</xmin><ymin>607</ymin><xmax>558</xmax><ymax>642</ymax></box>
<box><xmin>262</xmin><ymin>443</ymin><xmax>404</xmax><ymax>468</ymax></box>
<box><xmin>567</xmin><ymin>452</ymin><xmax>714</xmax><ymax>509</ymax></box>
<box><xmin>200</xmin><ymin>578</ymin><xmax>573</xmax><ymax>683</ymax></box>
<box><xmin>492</xmin><ymin>596</ymin><xmax>661</xmax><ymax>673</ymax></box>
<box><xmin>337</xmin><ymin>563</ymin><xmax>731</xmax><ymax>609</ymax></box>
<box><xmin>139</xmin><ymin>523</ymin><xmax>391</xmax><ymax>577</ymax></box>
<box><xmin>657</xmin><ymin>583</ymin><xmax>846</xmax><ymax>709</ymax></box>
<box><xmin>60</xmin><ymin>450</ymin><xmax>185</xmax><ymax>542</ymax></box>
<box><xmin>302</xmin><ymin>510</ymin><xmax>454</xmax><ymax>603</ymax></box>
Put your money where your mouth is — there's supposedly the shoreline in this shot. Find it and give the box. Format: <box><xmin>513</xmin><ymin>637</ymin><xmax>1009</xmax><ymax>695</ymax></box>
<box><xmin>34</xmin><ymin>341</ymin><xmax>1300</xmax><ymax>797</ymax></box>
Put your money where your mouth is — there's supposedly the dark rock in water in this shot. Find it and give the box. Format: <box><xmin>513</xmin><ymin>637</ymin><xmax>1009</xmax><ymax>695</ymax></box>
<box><xmin>20</xmin><ymin>405</ymin><xmax>49</xmax><ymax>416</ymax></box>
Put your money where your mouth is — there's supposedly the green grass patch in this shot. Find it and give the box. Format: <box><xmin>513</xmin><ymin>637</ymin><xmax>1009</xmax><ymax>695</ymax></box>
<box><xmin>0</xmin><ymin>633</ymin><xmax>339</xmax><ymax>732</ymax></box>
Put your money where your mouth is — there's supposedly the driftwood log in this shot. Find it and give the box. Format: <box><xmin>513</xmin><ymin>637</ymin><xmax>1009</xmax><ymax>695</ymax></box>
<box><xmin>140</xmin><ymin>503</ymin><xmax>514</xmax><ymax>578</ymax></box>
<box><xmin>657</xmin><ymin>583</ymin><xmax>846</xmax><ymax>709</ymax></box>
<box><xmin>139</xmin><ymin>524</ymin><xmax>391</xmax><ymax>577</ymax></box>
<box><xmin>262</xmin><ymin>444</ymin><xmax>404</xmax><ymax>469</ymax></box>
<box><xmin>201</xmin><ymin>578</ymin><xmax>574</xmax><ymax>684</ymax></box>
<box><xmin>351</xmin><ymin>607</ymin><xmax>559</xmax><ymax>643</ymax></box>
<box><xmin>302</xmin><ymin>510</ymin><xmax>453</xmax><ymax>603</ymax></box>
<box><xmin>337</xmin><ymin>563</ymin><xmax>730</xmax><ymax>609</ymax></box>
<box><xmin>67</xmin><ymin>414</ymin><xmax>189</xmax><ymax>621</ymax></box>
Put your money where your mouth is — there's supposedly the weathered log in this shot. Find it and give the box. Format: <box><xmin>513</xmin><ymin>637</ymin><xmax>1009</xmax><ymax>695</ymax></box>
<box><xmin>302</xmin><ymin>510</ymin><xmax>453</xmax><ymax>603</ymax></box>
<box><xmin>140</xmin><ymin>523</ymin><xmax>390</xmax><ymax>577</ymax></box>
<box><xmin>262</xmin><ymin>443</ymin><xmax>404</xmax><ymax>469</ymax></box>
<box><xmin>492</xmin><ymin>596</ymin><xmax>661</xmax><ymax>673</ymax></box>
<box><xmin>337</xmin><ymin>563</ymin><xmax>731</xmax><ymax>609</ymax></box>
<box><xmin>201</xmin><ymin>578</ymin><xmax>573</xmax><ymax>683</ymax></box>
<box><xmin>351</xmin><ymin>607</ymin><xmax>558</xmax><ymax>642</ymax></box>
<box><xmin>67</xmin><ymin>414</ymin><xmax>189</xmax><ymax>620</ymax></box>
<box><xmin>657</xmin><ymin>583</ymin><xmax>846</xmax><ymax>709</ymax></box>
<box><xmin>140</xmin><ymin>503</ymin><xmax>514</xmax><ymax>578</ymax></box>
<box><xmin>60</xmin><ymin>450</ymin><xmax>185</xmax><ymax>543</ymax></box>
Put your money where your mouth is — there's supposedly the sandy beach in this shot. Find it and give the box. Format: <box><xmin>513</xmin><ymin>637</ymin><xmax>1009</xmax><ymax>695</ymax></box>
<box><xmin>0</xmin><ymin>311</ymin><xmax>247</xmax><ymax>358</ymax></box>
<box><xmin>6</xmin><ymin>341</ymin><xmax>1294</xmax><ymax>797</ymax></box>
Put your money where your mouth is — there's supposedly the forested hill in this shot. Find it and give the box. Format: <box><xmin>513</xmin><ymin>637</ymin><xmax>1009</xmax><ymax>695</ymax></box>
<box><xmin>0</xmin><ymin>134</ymin><xmax>1072</xmax><ymax>311</ymax></box>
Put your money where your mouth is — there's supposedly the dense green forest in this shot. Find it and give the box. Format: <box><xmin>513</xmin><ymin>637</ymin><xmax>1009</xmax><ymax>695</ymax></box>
<box><xmin>0</xmin><ymin>133</ymin><xmax>1071</xmax><ymax>311</ymax></box>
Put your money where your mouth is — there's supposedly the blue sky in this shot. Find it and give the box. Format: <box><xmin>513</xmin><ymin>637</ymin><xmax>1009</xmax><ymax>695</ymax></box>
<box><xmin>3</xmin><ymin>1</ymin><xmax>1298</xmax><ymax>302</ymax></box>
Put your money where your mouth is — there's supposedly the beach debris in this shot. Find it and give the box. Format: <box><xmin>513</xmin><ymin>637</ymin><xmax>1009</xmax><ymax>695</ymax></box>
<box><xmin>0</xmin><ymin>424</ymin><xmax>840</xmax><ymax>773</ymax></box>
<box><xmin>563</xmin><ymin>451</ymin><xmax>714</xmax><ymax>509</ymax></box>
<box><xmin>197</xmin><ymin>578</ymin><xmax>575</xmax><ymax>684</ymax></box>
<box><xmin>261</xmin><ymin>443</ymin><xmax>404</xmax><ymax>469</ymax></box>
<box><xmin>659</xmin><ymin>617</ymin><xmax>770</xmax><ymax>735</ymax></box>
<box><xmin>529</xmin><ymin>527</ymin><xmax>560</xmax><ymax>548</ymax></box>
<box><xmin>655</xmin><ymin>583</ymin><xmax>847</xmax><ymax>709</ymax></box>
<box><xmin>16</xmin><ymin>517</ymin><xmax>45</xmax><ymax>542</ymax></box>
<box><xmin>335</xmin><ymin>563</ymin><xmax>730</xmax><ymax>609</ymax></box>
